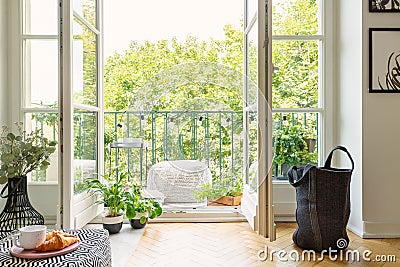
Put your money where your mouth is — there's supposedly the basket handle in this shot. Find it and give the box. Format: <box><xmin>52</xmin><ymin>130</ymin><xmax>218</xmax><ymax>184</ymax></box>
<box><xmin>1</xmin><ymin>178</ymin><xmax>24</xmax><ymax>198</ymax></box>
<box><xmin>288</xmin><ymin>164</ymin><xmax>315</xmax><ymax>187</ymax></box>
<box><xmin>324</xmin><ymin>146</ymin><xmax>354</xmax><ymax>171</ymax></box>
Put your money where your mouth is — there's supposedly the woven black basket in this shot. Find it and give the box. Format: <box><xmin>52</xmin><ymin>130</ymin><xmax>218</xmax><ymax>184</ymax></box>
<box><xmin>0</xmin><ymin>176</ymin><xmax>44</xmax><ymax>239</ymax></box>
<box><xmin>288</xmin><ymin>146</ymin><xmax>354</xmax><ymax>252</ymax></box>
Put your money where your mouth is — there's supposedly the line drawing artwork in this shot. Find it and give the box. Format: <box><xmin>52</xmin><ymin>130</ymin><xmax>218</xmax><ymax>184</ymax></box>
<box><xmin>369</xmin><ymin>28</ymin><xmax>400</xmax><ymax>93</ymax></box>
<box><xmin>378</xmin><ymin>51</ymin><xmax>400</xmax><ymax>90</ymax></box>
<box><xmin>370</xmin><ymin>0</ymin><xmax>400</xmax><ymax>11</ymax></box>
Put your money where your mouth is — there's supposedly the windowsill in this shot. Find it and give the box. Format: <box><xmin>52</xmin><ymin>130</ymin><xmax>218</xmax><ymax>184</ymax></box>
<box><xmin>272</xmin><ymin>179</ymin><xmax>290</xmax><ymax>185</ymax></box>
<box><xmin>28</xmin><ymin>181</ymin><xmax>58</xmax><ymax>186</ymax></box>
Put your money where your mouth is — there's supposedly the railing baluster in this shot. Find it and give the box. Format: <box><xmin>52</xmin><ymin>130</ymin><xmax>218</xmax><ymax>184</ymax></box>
<box><xmin>231</xmin><ymin>112</ymin><xmax>235</xmax><ymax>186</ymax></box>
<box><xmin>205</xmin><ymin>113</ymin><xmax>209</xmax><ymax>167</ymax></box>
<box><xmin>164</xmin><ymin>113</ymin><xmax>168</xmax><ymax>161</ymax></box>
<box><xmin>139</xmin><ymin>112</ymin><xmax>143</xmax><ymax>185</ymax></box>
<box><xmin>127</xmin><ymin>112</ymin><xmax>131</xmax><ymax>181</ymax></box>
<box><xmin>219</xmin><ymin>112</ymin><xmax>222</xmax><ymax>181</ymax></box>
<box><xmin>151</xmin><ymin>111</ymin><xmax>156</xmax><ymax>165</ymax></box>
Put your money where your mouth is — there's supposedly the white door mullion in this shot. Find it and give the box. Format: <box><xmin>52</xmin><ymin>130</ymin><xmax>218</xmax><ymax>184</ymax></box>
<box><xmin>60</xmin><ymin>0</ymin><xmax>74</xmax><ymax>229</ymax></box>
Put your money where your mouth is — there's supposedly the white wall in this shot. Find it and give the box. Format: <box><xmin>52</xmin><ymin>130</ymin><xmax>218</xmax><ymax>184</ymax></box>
<box><xmin>336</xmin><ymin>0</ymin><xmax>364</xmax><ymax>236</ymax></box>
<box><xmin>361</xmin><ymin>2</ymin><xmax>400</xmax><ymax>237</ymax></box>
<box><xmin>0</xmin><ymin>0</ymin><xmax>8</xmax><ymax>126</ymax></box>
<box><xmin>336</xmin><ymin>0</ymin><xmax>400</xmax><ymax>237</ymax></box>
<box><xmin>0</xmin><ymin>0</ymin><xmax>58</xmax><ymax>226</ymax></box>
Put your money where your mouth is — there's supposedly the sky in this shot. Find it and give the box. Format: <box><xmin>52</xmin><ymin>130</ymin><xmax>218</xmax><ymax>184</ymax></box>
<box><xmin>104</xmin><ymin>0</ymin><xmax>243</xmax><ymax>58</ymax></box>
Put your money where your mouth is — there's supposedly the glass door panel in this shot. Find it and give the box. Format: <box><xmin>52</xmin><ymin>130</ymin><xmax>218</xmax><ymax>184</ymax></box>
<box><xmin>73</xmin><ymin>109</ymin><xmax>98</xmax><ymax>194</ymax></box>
<box><xmin>73</xmin><ymin>18</ymin><xmax>98</xmax><ymax>106</ymax></box>
<box><xmin>61</xmin><ymin>0</ymin><xmax>103</xmax><ymax>229</ymax></box>
<box><xmin>243</xmin><ymin>0</ymin><xmax>274</xmax><ymax>239</ymax></box>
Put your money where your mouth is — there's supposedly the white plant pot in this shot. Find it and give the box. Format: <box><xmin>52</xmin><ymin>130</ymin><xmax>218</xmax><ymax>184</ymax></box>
<box><xmin>102</xmin><ymin>214</ymin><xmax>123</xmax><ymax>234</ymax></box>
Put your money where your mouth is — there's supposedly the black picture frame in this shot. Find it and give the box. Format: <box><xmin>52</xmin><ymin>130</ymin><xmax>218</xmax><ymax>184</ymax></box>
<box><xmin>369</xmin><ymin>0</ymin><xmax>400</xmax><ymax>12</ymax></box>
<box><xmin>369</xmin><ymin>28</ymin><xmax>400</xmax><ymax>93</ymax></box>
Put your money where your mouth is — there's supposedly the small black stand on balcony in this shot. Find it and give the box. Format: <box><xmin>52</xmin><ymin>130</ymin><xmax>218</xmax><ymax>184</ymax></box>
<box><xmin>0</xmin><ymin>176</ymin><xmax>44</xmax><ymax>239</ymax></box>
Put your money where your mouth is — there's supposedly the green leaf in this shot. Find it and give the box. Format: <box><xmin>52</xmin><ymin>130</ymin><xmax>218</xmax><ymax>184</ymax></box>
<box><xmin>139</xmin><ymin>216</ymin><xmax>147</xmax><ymax>224</ymax></box>
<box><xmin>155</xmin><ymin>206</ymin><xmax>163</xmax><ymax>216</ymax></box>
<box><xmin>0</xmin><ymin>176</ymin><xmax>7</xmax><ymax>184</ymax></box>
<box><xmin>1</xmin><ymin>153</ymin><xmax>14</xmax><ymax>163</ymax></box>
<box><xmin>1</xmin><ymin>144</ymin><xmax>11</xmax><ymax>152</ymax></box>
<box><xmin>126</xmin><ymin>209</ymin><xmax>136</xmax><ymax>219</ymax></box>
<box><xmin>47</xmin><ymin>147</ymin><xmax>56</xmax><ymax>153</ymax></box>
<box><xmin>6</xmin><ymin>133</ymin><xmax>15</xmax><ymax>141</ymax></box>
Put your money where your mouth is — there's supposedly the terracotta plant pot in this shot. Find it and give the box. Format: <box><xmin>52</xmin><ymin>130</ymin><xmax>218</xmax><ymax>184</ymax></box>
<box><xmin>207</xmin><ymin>195</ymin><xmax>242</xmax><ymax>206</ymax></box>
<box><xmin>103</xmin><ymin>214</ymin><xmax>123</xmax><ymax>234</ymax></box>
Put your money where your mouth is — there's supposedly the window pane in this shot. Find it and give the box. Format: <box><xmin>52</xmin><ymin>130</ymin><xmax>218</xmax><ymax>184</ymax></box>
<box><xmin>272</xmin><ymin>112</ymin><xmax>318</xmax><ymax>180</ymax></box>
<box><xmin>73</xmin><ymin>0</ymin><xmax>96</xmax><ymax>27</ymax></box>
<box><xmin>246</xmin><ymin>22</ymin><xmax>258</xmax><ymax>92</ymax></box>
<box><xmin>73</xmin><ymin>19</ymin><xmax>98</xmax><ymax>106</ymax></box>
<box><xmin>25</xmin><ymin>112</ymin><xmax>59</xmax><ymax>182</ymax></box>
<box><xmin>245</xmin><ymin>22</ymin><xmax>258</xmax><ymax>192</ymax></box>
<box><xmin>23</xmin><ymin>0</ymin><xmax>58</xmax><ymax>35</ymax></box>
<box><xmin>74</xmin><ymin>109</ymin><xmax>97</xmax><ymax>194</ymax></box>
<box><xmin>24</xmin><ymin>39</ymin><xmax>58</xmax><ymax>108</ymax></box>
<box><xmin>246</xmin><ymin>0</ymin><xmax>257</xmax><ymax>25</ymax></box>
<box><xmin>272</xmin><ymin>40</ymin><xmax>319</xmax><ymax>108</ymax></box>
<box><xmin>272</xmin><ymin>0</ymin><xmax>319</xmax><ymax>35</ymax></box>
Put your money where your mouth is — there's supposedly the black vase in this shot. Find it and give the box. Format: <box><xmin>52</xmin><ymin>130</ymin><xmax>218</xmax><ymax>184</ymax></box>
<box><xmin>0</xmin><ymin>176</ymin><xmax>44</xmax><ymax>238</ymax></box>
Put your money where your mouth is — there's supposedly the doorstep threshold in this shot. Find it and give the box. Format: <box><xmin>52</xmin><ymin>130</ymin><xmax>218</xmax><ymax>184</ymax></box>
<box><xmin>153</xmin><ymin>207</ymin><xmax>246</xmax><ymax>223</ymax></box>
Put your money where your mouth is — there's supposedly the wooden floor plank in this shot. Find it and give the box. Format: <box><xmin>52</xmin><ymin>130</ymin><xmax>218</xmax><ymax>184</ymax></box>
<box><xmin>125</xmin><ymin>222</ymin><xmax>400</xmax><ymax>266</ymax></box>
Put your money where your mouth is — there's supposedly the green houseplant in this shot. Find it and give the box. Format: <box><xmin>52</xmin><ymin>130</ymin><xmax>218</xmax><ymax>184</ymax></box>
<box><xmin>0</xmin><ymin>122</ymin><xmax>57</xmax><ymax>233</ymax></box>
<box><xmin>85</xmin><ymin>171</ymin><xmax>128</xmax><ymax>234</ymax></box>
<box><xmin>194</xmin><ymin>177</ymin><xmax>243</xmax><ymax>206</ymax></box>
<box><xmin>273</xmin><ymin>125</ymin><xmax>317</xmax><ymax>179</ymax></box>
<box><xmin>125</xmin><ymin>184</ymin><xmax>162</xmax><ymax>229</ymax></box>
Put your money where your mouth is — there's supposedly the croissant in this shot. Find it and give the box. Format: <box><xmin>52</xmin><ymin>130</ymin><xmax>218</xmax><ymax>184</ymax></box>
<box><xmin>35</xmin><ymin>231</ymin><xmax>79</xmax><ymax>252</ymax></box>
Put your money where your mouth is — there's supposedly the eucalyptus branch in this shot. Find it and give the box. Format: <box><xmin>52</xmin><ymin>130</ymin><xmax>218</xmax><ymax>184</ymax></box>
<box><xmin>0</xmin><ymin>123</ymin><xmax>57</xmax><ymax>183</ymax></box>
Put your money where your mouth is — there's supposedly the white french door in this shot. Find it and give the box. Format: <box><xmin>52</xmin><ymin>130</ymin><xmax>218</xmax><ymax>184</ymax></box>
<box><xmin>242</xmin><ymin>0</ymin><xmax>275</xmax><ymax>240</ymax></box>
<box><xmin>59</xmin><ymin>0</ymin><xmax>104</xmax><ymax>229</ymax></box>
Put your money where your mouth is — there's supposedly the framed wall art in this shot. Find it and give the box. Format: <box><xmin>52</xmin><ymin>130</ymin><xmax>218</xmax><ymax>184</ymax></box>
<box><xmin>369</xmin><ymin>28</ymin><xmax>400</xmax><ymax>93</ymax></box>
<box><xmin>369</xmin><ymin>0</ymin><xmax>400</xmax><ymax>12</ymax></box>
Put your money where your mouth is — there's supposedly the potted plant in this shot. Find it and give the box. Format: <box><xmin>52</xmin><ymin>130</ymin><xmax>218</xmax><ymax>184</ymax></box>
<box><xmin>125</xmin><ymin>184</ymin><xmax>162</xmax><ymax>229</ymax></box>
<box><xmin>84</xmin><ymin>171</ymin><xmax>128</xmax><ymax>234</ymax></box>
<box><xmin>194</xmin><ymin>178</ymin><xmax>243</xmax><ymax>206</ymax></box>
<box><xmin>0</xmin><ymin>122</ymin><xmax>57</xmax><ymax>232</ymax></box>
<box><xmin>273</xmin><ymin>125</ymin><xmax>317</xmax><ymax>179</ymax></box>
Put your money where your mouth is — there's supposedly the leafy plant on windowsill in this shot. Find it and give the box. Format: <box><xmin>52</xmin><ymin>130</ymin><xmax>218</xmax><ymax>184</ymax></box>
<box><xmin>0</xmin><ymin>122</ymin><xmax>57</xmax><ymax>183</ymax></box>
<box><xmin>84</xmin><ymin>171</ymin><xmax>129</xmax><ymax>217</ymax></box>
<box><xmin>193</xmin><ymin>177</ymin><xmax>243</xmax><ymax>202</ymax></box>
<box><xmin>273</xmin><ymin>125</ymin><xmax>317</xmax><ymax>170</ymax></box>
<box><xmin>125</xmin><ymin>183</ymin><xmax>163</xmax><ymax>224</ymax></box>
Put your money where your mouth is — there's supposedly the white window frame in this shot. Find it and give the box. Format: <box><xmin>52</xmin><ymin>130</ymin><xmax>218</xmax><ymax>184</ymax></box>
<box><xmin>271</xmin><ymin>0</ymin><xmax>334</xmax><ymax>168</ymax></box>
<box><xmin>18</xmin><ymin>0</ymin><xmax>58</xmax><ymax>184</ymax></box>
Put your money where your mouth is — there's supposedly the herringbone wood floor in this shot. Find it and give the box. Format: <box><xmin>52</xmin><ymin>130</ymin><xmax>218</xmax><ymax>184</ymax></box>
<box><xmin>125</xmin><ymin>222</ymin><xmax>400</xmax><ymax>267</ymax></box>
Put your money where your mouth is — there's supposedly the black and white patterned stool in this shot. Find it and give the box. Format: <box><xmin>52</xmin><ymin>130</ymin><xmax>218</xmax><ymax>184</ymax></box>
<box><xmin>0</xmin><ymin>228</ymin><xmax>112</xmax><ymax>267</ymax></box>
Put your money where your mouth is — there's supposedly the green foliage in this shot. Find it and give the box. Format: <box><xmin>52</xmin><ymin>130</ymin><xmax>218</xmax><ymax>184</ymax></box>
<box><xmin>272</xmin><ymin>0</ymin><xmax>319</xmax><ymax>108</ymax></box>
<box><xmin>104</xmin><ymin>25</ymin><xmax>244</xmax><ymax>112</ymax></box>
<box><xmin>84</xmin><ymin>171</ymin><xmax>128</xmax><ymax>217</ymax></box>
<box><xmin>194</xmin><ymin>177</ymin><xmax>242</xmax><ymax>201</ymax></box>
<box><xmin>125</xmin><ymin>183</ymin><xmax>162</xmax><ymax>222</ymax></box>
<box><xmin>273</xmin><ymin>125</ymin><xmax>317</xmax><ymax>167</ymax></box>
<box><xmin>0</xmin><ymin>122</ymin><xmax>57</xmax><ymax>184</ymax></box>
